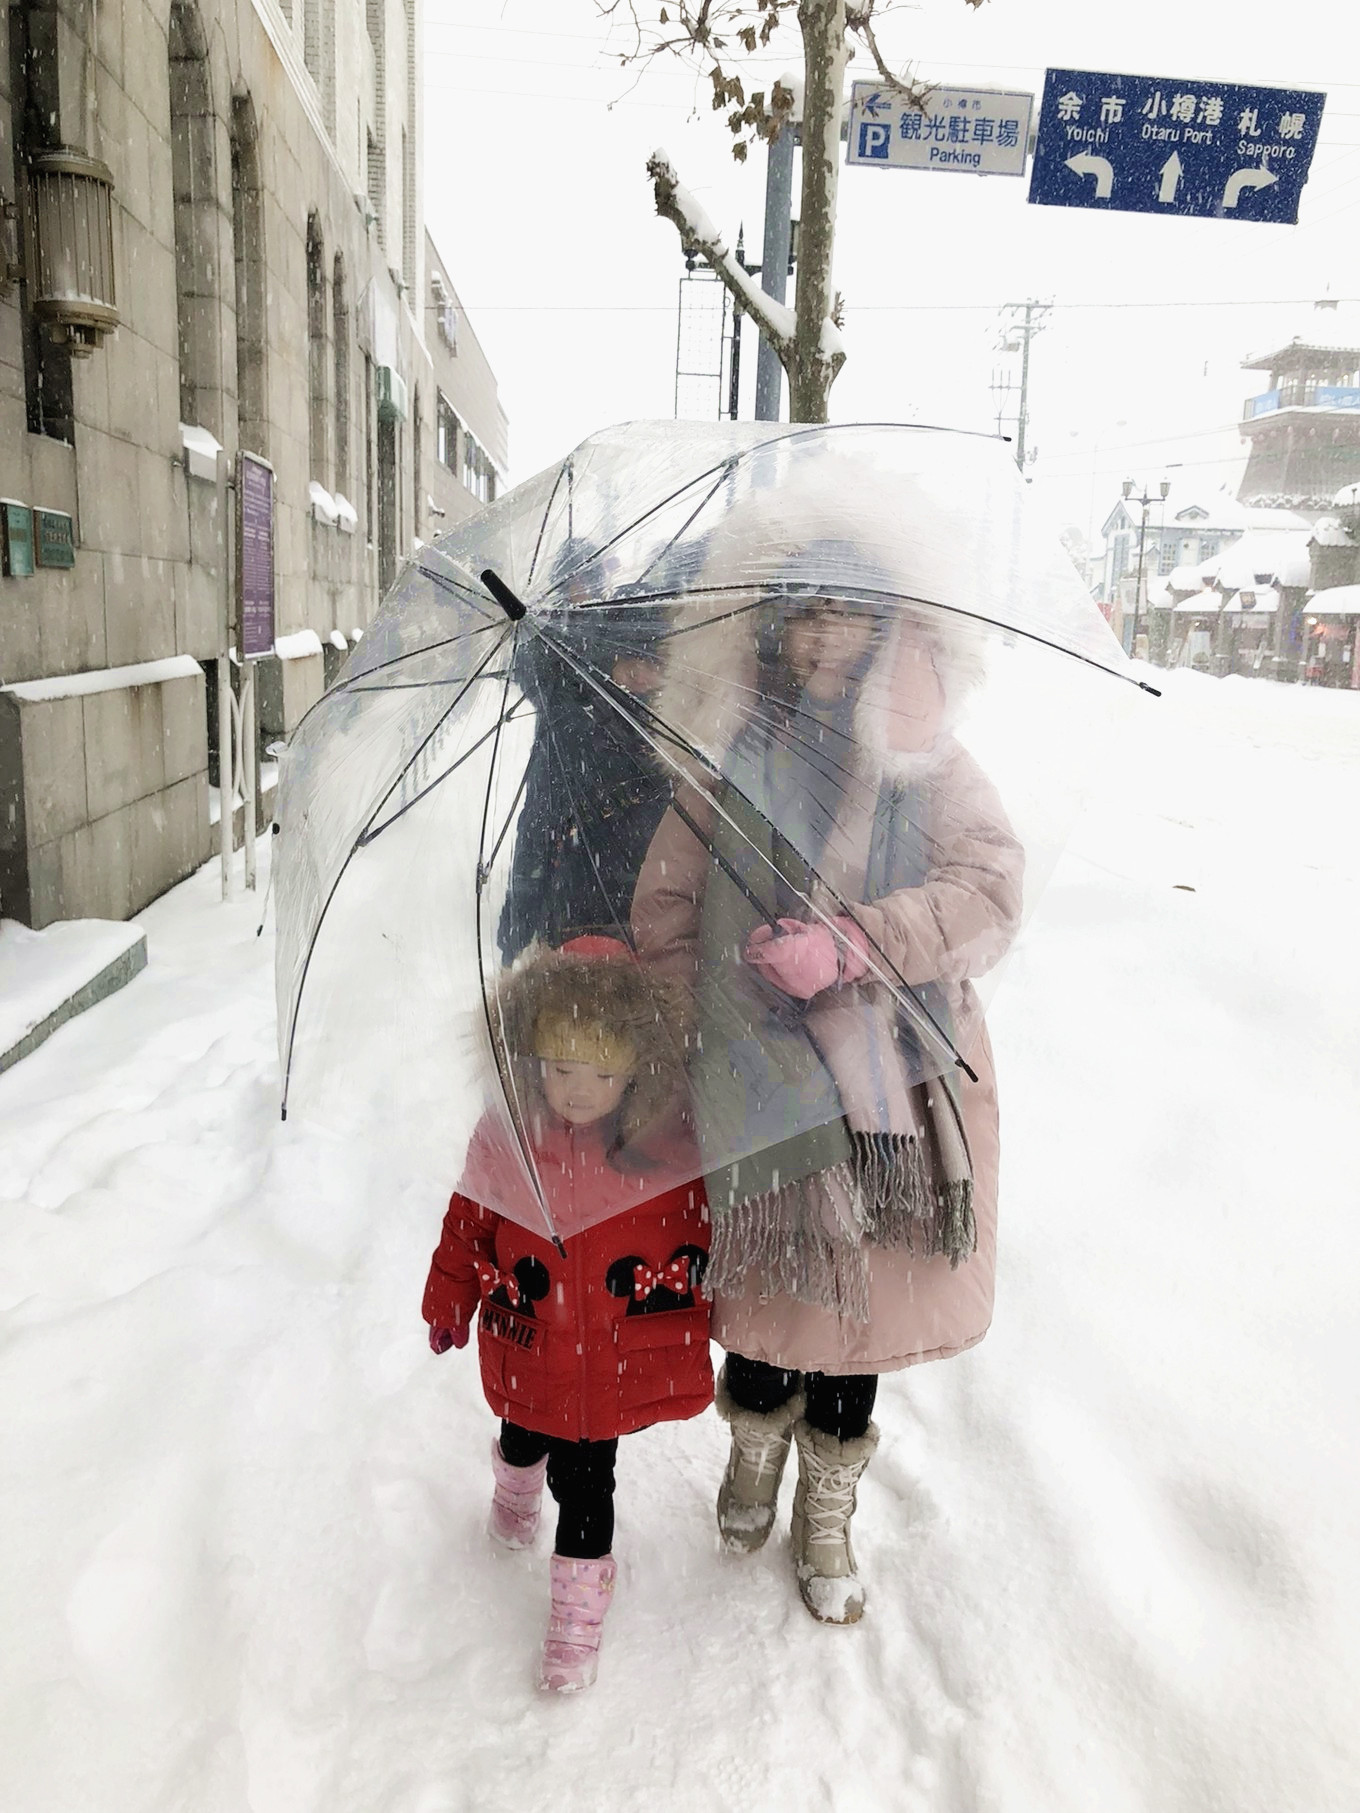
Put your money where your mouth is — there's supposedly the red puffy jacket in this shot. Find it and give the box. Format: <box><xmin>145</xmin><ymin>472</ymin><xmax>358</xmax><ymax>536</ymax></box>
<box><xmin>422</xmin><ymin>1114</ymin><xmax>712</xmax><ymax>1442</ymax></box>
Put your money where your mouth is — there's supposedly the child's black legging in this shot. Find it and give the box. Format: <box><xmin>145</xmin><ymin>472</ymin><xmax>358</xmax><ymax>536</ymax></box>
<box><xmin>499</xmin><ymin>1420</ymin><xmax>617</xmax><ymax>1560</ymax></box>
<box><xmin>724</xmin><ymin>1350</ymin><xmax>878</xmax><ymax>1441</ymax></box>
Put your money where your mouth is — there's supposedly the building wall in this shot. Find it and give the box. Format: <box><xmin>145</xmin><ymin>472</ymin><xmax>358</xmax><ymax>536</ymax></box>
<box><xmin>423</xmin><ymin>229</ymin><xmax>508</xmax><ymax>536</ymax></box>
<box><xmin>0</xmin><ymin>0</ymin><xmax>506</xmax><ymax>928</ymax></box>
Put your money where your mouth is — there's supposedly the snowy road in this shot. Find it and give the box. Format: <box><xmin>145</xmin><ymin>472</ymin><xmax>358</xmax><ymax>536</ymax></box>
<box><xmin>2</xmin><ymin>671</ymin><xmax>1358</xmax><ymax>1812</ymax></box>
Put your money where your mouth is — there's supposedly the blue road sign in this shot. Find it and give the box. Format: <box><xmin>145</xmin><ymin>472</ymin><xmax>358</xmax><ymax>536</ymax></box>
<box><xmin>1029</xmin><ymin>68</ymin><xmax>1324</xmax><ymax>223</ymax></box>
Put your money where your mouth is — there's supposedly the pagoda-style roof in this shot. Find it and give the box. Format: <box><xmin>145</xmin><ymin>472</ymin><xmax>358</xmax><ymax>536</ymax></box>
<box><xmin>1243</xmin><ymin>340</ymin><xmax>1360</xmax><ymax>375</ymax></box>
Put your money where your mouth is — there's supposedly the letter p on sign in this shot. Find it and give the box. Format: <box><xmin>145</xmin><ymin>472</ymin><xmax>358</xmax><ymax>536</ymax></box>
<box><xmin>858</xmin><ymin>122</ymin><xmax>890</xmax><ymax>159</ymax></box>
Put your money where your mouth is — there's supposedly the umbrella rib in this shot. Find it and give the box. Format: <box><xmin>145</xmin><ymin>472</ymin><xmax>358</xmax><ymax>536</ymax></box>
<box><xmin>534</xmin><ymin>625</ymin><xmax>974</xmax><ymax>1082</ymax></box>
<box><xmin>525</xmin><ymin>455</ymin><xmax>571</xmax><ymax>592</ymax></box>
<box><xmin>474</xmin><ymin>626</ymin><xmax>566</xmax><ymax>1254</ymax></box>
<box><xmin>280</xmin><ymin>625</ymin><xmax>513</xmax><ymax>1118</ymax></box>
<box><xmin>357</xmin><ymin>697</ymin><xmax>532</xmax><ymax>847</ymax></box>
<box><xmin>288</xmin><ymin>619</ymin><xmax>507</xmax><ymax>740</ymax></box>
<box><xmin>552</xmin><ymin>458</ymin><xmax>739</xmax><ymax>602</ymax></box>
<box><xmin>411</xmin><ymin>558</ymin><xmax>501</xmax><ymax>610</ymax></box>
<box><xmin>479</xmin><ymin>753</ymin><xmax>532</xmax><ymax>879</ymax></box>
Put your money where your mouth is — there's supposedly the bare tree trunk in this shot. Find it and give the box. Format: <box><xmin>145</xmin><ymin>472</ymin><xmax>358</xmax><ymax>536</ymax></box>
<box><xmin>789</xmin><ymin>0</ymin><xmax>848</xmax><ymax>422</ymax></box>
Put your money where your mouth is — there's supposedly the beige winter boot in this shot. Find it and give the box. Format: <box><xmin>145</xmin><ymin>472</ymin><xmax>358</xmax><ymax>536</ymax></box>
<box><xmin>714</xmin><ymin>1367</ymin><xmax>804</xmax><ymax>1554</ymax></box>
<box><xmin>790</xmin><ymin>1418</ymin><xmax>880</xmax><ymax>1624</ymax></box>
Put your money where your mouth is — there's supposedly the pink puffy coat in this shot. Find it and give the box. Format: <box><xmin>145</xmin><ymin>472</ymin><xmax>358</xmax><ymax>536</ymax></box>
<box><xmin>631</xmin><ymin>614</ymin><xmax>1023</xmax><ymax>1375</ymax></box>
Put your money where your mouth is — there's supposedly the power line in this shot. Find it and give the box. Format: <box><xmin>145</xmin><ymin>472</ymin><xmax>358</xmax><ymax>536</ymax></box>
<box><xmin>445</xmin><ymin>296</ymin><xmax>1360</xmax><ymax>314</ymax></box>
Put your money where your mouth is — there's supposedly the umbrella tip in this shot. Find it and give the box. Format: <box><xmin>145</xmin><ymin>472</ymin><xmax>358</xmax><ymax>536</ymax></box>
<box><xmin>481</xmin><ymin>568</ymin><xmax>527</xmax><ymax>622</ymax></box>
<box><xmin>1138</xmin><ymin>681</ymin><xmax>1163</xmax><ymax>698</ymax></box>
<box><xmin>553</xmin><ymin>1235</ymin><xmax>568</xmax><ymax>1258</ymax></box>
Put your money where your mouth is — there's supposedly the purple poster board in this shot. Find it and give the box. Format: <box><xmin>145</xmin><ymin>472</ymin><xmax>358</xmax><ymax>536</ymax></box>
<box><xmin>238</xmin><ymin>453</ymin><xmax>275</xmax><ymax>659</ymax></box>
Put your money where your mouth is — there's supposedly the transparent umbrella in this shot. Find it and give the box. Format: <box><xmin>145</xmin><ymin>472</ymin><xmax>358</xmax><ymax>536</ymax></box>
<box><xmin>274</xmin><ymin>420</ymin><xmax>1147</xmax><ymax>1248</ymax></box>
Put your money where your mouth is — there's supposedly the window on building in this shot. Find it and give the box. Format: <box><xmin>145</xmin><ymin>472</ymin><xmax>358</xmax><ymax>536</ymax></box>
<box><xmin>306</xmin><ymin>214</ymin><xmax>328</xmax><ymax>482</ymax></box>
<box><xmin>364</xmin><ymin>353</ymin><xmax>375</xmax><ymax>544</ymax></box>
<box><xmin>436</xmin><ymin>392</ymin><xmax>459</xmax><ymax>470</ymax></box>
<box><xmin>9</xmin><ymin>0</ymin><xmax>74</xmax><ymax>441</ymax></box>
<box><xmin>333</xmin><ymin>252</ymin><xmax>350</xmax><ymax>495</ymax></box>
<box><xmin>1158</xmin><ymin>541</ymin><xmax>1176</xmax><ymax>575</ymax></box>
<box><xmin>430</xmin><ymin>273</ymin><xmax>458</xmax><ymax>352</ymax></box>
<box><xmin>461</xmin><ymin>430</ymin><xmax>497</xmax><ymax>505</ymax></box>
<box><xmin>412</xmin><ymin>387</ymin><xmax>423</xmax><ymax>540</ymax></box>
<box><xmin>366</xmin><ymin>129</ymin><xmax>384</xmax><ymax>248</ymax></box>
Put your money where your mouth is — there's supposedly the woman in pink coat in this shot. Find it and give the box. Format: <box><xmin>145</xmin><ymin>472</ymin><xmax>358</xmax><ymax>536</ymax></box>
<box><xmin>632</xmin><ymin>581</ymin><xmax>1024</xmax><ymax>1624</ymax></box>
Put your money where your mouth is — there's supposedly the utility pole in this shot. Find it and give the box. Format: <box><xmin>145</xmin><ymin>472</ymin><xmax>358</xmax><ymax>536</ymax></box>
<box><xmin>755</xmin><ymin>123</ymin><xmax>796</xmax><ymax>422</ymax></box>
<box><xmin>992</xmin><ymin>299</ymin><xmax>1051</xmax><ymax>472</ymax></box>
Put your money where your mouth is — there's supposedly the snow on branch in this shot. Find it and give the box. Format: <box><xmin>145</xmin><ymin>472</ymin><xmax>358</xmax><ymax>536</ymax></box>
<box><xmin>647</xmin><ymin>148</ymin><xmax>796</xmax><ymax>355</ymax></box>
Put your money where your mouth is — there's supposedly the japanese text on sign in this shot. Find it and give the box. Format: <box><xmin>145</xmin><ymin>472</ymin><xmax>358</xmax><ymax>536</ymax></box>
<box><xmin>1029</xmin><ymin>68</ymin><xmax>1325</xmax><ymax>223</ymax></box>
<box><xmin>847</xmin><ymin>83</ymin><xmax>1033</xmax><ymax>177</ymax></box>
<box><xmin>238</xmin><ymin>453</ymin><xmax>276</xmax><ymax>660</ymax></box>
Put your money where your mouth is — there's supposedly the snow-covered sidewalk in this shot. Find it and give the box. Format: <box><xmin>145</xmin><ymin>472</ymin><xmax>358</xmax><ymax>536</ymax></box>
<box><xmin>2</xmin><ymin>671</ymin><xmax>1357</xmax><ymax>1812</ymax></box>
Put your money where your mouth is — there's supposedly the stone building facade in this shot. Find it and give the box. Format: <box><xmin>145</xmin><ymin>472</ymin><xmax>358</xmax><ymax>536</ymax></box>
<box><xmin>0</xmin><ymin>0</ymin><xmax>506</xmax><ymax>927</ymax></box>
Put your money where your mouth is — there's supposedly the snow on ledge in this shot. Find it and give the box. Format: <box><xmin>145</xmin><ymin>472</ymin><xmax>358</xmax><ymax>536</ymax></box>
<box><xmin>0</xmin><ymin>917</ymin><xmax>146</xmax><ymax>1066</ymax></box>
<box><xmin>333</xmin><ymin>492</ymin><xmax>358</xmax><ymax>532</ymax></box>
<box><xmin>328</xmin><ymin>630</ymin><xmax>348</xmax><ymax>651</ymax></box>
<box><xmin>274</xmin><ymin>629</ymin><xmax>324</xmax><ymax>662</ymax></box>
<box><xmin>2</xmin><ymin>655</ymin><xmax>203</xmax><ymax>704</ymax></box>
<box><xmin>309</xmin><ymin>481</ymin><xmax>339</xmax><ymax>526</ymax></box>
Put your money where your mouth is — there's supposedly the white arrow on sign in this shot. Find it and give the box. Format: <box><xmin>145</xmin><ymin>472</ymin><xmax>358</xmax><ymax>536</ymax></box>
<box><xmin>1222</xmin><ymin>162</ymin><xmax>1277</xmax><ymax>209</ymax></box>
<box><xmin>1157</xmin><ymin>152</ymin><xmax>1183</xmax><ymax>204</ymax></box>
<box><xmin>1064</xmin><ymin>152</ymin><xmax>1114</xmax><ymax>199</ymax></box>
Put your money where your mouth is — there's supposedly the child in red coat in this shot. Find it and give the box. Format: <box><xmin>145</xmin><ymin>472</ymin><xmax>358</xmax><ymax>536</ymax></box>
<box><xmin>422</xmin><ymin>935</ymin><xmax>710</xmax><ymax>1691</ymax></box>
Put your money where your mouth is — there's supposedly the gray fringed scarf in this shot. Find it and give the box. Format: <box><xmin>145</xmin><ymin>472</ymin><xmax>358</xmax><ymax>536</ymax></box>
<box><xmin>694</xmin><ymin>708</ymin><xmax>975</xmax><ymax>1325</ymax></box>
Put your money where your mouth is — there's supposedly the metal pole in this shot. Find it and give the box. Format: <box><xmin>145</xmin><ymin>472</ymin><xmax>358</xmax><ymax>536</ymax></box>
<box><xmin>1131</xmin><ymin>497</ymin><xmax>1150</xmax><ymax>656</ymax></box>
<box><xmin>755</xmin><ymin>124</ymin><xmax>795</xmax><ymax>422</ymax></box>
<box><xmin>728</xmin><ymin>301</ymin><xmax>742</xmax><ymax>420</ymax></box>
<box><xmin>215</xmin><ymin>449</ymin><xmax>233</xmax><ymax>899</ymax></box>
<box><xmin>242</xmin><ymin>660</ymin><xmax>258</xmax><ymax>890</ymax></box>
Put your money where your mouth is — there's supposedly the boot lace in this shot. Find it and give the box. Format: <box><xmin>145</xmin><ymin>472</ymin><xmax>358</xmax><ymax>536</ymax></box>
<box><xmin>735</xmin><ymin>1424</ymin><xmax>789</xmax><ymax>1486</ymax></box>
<box><xmin>803</xmin><ymin>1455</ymin><xmax>859</xmax><ymax>1552</ymax></box>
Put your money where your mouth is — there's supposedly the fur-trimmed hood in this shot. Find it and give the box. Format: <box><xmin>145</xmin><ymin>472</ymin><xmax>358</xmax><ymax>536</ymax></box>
<box><xmin>653</xmin><ymin>588</ymin><xmax>987</xmax><ymax>793</ymax></box>
<box><xmin>492</xmin><ymin>939</ymin><xmax>692</xmax><ymax>1159</ymax></box>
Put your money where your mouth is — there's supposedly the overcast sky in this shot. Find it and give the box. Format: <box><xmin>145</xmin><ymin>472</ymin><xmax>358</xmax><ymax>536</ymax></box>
<box><xmin>423</xmin><ymin>0</ymin><xmax>1360</xmax><ymax>548</ymax></box>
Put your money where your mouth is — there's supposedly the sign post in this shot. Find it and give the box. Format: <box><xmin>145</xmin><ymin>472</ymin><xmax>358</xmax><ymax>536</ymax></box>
<box><xmin>847</xmin><ymin>83</ymin><xmax>1034</xmax><ymax>177</ymax></box>
<box><xmin>236</xmin><ymin>452</ymin><xmax>275</xmax><ymax>893</ymax></box>
<box><xmin>1029</xmin><ymin>68</ymin><xmax>1325</xmax><ymax>223</ymax></box>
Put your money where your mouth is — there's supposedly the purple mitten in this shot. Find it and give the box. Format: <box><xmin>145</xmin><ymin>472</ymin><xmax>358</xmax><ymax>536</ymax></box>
<box><xmin>429</xmin><ymin>1323</ymin><xmax>469</xmax><ymax>1354</ymax></box>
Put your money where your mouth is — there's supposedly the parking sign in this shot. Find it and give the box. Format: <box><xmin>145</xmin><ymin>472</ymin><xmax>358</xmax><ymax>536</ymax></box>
<box><xmin>846</xmin><ymin>83</ymin><xmax>1033</xmax><ymax>177</ymax></box>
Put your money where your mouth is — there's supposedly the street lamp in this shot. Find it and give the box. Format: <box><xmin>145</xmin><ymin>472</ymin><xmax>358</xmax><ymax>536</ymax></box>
<box><xmin>1122</xmin><ymin>475</ymin><xmax>1172</xmax><ymax>658</ymax></box>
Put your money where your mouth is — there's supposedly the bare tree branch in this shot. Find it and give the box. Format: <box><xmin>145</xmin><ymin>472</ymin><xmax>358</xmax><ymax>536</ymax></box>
<box><xmin>646</xmin><ymin>150</ymin><xmax>796</xmax><ymax>356</ymax></box>
<box><xmin>845</xmin><ymin>8</ymin><xmax>933</xmax><ymax>111</ymax></box>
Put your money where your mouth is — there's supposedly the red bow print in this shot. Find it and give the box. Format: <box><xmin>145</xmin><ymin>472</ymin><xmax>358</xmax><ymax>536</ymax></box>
<box><xmin>632</xmin><ymin>1256</ymin><xmax>694</xmax><ymax>1302</ymax></box>
<box><xmin>473</xmin><ymin>1258</ymin><xmax>521</xmax><ymax>1308</ymax></box>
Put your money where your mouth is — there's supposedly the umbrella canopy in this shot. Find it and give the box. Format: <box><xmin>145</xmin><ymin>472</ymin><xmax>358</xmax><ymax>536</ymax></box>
<box><xmin>274</xmin><ymin>421</ymin><xmax>1137</xmax><ymax>1243</ymax></box>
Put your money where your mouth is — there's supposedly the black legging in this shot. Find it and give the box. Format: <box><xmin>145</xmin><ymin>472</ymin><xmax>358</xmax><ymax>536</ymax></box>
<box><xmin>499</xmin><ymin>1420</ymin><xmax>618</xmax><ymax>1559</ymax></box>
<box><xmin>724</xmin><ymin>1350</ymin><xmax>877</xmax><ymax>1441</ymax></box>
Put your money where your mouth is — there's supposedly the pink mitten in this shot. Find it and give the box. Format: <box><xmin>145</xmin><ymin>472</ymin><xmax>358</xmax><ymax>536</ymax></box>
<box><xmin>744</xmin><ymin>917</ymin><xmax>871</xmax><ymax>999</ymax></box>
<box><xmin>429</xmin><ymin>1323</ymin><xmax>469</xmax><ymax>1354</ymax></box>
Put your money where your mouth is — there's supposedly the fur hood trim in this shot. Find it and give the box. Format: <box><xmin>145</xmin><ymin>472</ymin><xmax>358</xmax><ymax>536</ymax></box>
<box><xmin>493</xmin><ymin>941</ymin><xmax>692</xmax><ymax>1157</ymax></box>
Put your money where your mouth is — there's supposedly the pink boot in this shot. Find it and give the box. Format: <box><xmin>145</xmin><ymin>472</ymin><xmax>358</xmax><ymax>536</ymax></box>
<box><xmin>538</xmin><ymin>1554</ymin><xmax>617</xmax><ymax>1693</ymax></box>
<box><xmin>488</xmin><ymin>1439</ymin><xmax>547</xmax><ymax>1550</ymax></box>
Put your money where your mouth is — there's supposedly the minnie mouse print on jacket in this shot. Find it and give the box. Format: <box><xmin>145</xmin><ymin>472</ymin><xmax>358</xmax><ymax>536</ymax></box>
<box><xmin>423</xmin><ymin>1111</ymin><xmax>712</xmax><ymax>1444</ymax></box>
